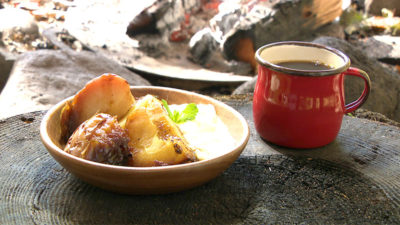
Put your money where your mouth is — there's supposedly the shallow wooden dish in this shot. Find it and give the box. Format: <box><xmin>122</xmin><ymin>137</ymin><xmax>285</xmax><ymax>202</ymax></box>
<box><xmin>40</xmin><ymin>86</ymin><xmax>250</xmax><ymax>195</ymax></box>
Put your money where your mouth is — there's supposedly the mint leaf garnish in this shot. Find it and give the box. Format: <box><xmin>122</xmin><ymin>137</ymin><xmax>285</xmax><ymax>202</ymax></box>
<box><xmin>161</xmin><ymin>99</ymin><xmax>174</xmax><ymax>119</ymax></box>
<box><xmin>162</xmin><ymin>99</ymin><xmax>198</xmax><ymax>124</ymax></box>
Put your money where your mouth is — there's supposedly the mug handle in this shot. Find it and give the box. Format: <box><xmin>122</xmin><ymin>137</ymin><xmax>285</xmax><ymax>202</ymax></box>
<box><xmin>344</xmin><ymin>67</ymin><xmax>371</xmax><ymax>114</ymax></box>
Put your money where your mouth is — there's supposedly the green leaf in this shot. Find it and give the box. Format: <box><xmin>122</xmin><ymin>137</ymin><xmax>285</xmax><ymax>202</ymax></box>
<box><xmin>161</xmin><ymin>99</ymin><xmax>174</xmax><ymax>119</ymax></box>
<box><xmin>173</xmin><ymin>110</ymin><xmax>180</xmax><ymax>122</ymax></box>
<box><xmin>177</xmin><ymin>103</ymin><xmax>198</xmax><ymax>123</ymax></box>
<box><xmin>162</xmin><ymin>99</ymin><xmax>198</xmax><ymax>124</ymax></box>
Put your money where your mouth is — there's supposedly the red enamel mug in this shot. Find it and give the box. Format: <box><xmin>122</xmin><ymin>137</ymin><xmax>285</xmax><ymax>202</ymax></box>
<box><xmin>253</xmin><ymin>41</ymin><xmax>371</xmax><ymax>148</ymax></box>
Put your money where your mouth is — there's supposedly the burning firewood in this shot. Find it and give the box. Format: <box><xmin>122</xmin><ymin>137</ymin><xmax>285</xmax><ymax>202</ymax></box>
<box><xmin>126</xmin><ymin>0</ymin><xmax>203</xmax><ymax>41</ymax></box>
<box><xmin>197</xmin><ymin>0</ymin><xmax>343</xmax><ymax>74</ymax></box>
<box><xmin>127</xmin><ymin>0</ymin><xmax>343</xmax><ymax>75</ymax></box>
<box><xmin>126</xmin><ymin>0</ymin><xmax>171</xmax><ymax>36</ymax></box>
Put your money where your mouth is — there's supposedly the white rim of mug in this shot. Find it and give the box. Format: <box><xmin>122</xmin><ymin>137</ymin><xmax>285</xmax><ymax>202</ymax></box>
<box><xmin>255</xmin><ymin>41</ymin><xmax>351</xmax><ymax>76</ymax></box>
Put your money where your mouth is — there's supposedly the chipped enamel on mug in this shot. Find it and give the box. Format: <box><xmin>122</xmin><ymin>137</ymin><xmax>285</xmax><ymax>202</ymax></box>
<box><xmin>253</xmin><ymin>41</ymin><xmax>371</xmax><ymax>148</ymax></box>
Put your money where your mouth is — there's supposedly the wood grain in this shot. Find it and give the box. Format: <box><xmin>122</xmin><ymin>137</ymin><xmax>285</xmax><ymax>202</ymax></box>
<box><xmin>226</xmin><ymin>97</ymin><xmax>400</xmax><ymax>207</ymax></box>
<box><xmin>1</xmin><ymin>97</ymin><xmax>400</xmax><ymax>224</ymax></box>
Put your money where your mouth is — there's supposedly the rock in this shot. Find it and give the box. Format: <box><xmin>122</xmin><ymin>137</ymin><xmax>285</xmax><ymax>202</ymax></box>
<box><xmin>313</xmin><ymin>37</ymin><xmax>400</xmax><ymax>121</ymax></box>
<box><xmin>0</xmin><ymin>48</ymin><xmax>16</xmax><ymax>93</ymax></box>
<box><xmin>356</xmin><ymin>35</ymin><xmax>400</xmax><ymax>64</ymax></box>
<box><xmin>233</xmin><ymin>37</ymin><xmax>400</xmax><ymax>122</ymax></box>
<box><xmin>232</xmin><ymin>76</ymin><xmax>257</xmax><ymax>95</ymax></box>
<box><xmin>0</xmin><ymin>49</ymin><xmax>150</xmax><ymax>119</ymax></box>
<box><xmin>189</xmin><ymin>28</ymin><xmax>218</xmax><ymax>66</ymax></box>
<box><xmin>0</xmin><ymin>8</ymin><xmax>39</xmax><ymax>40</ymax></box>
<box><xmin>64</xmin><ymin>0</ymin><xmax>152</xmax><ymax>48</ymax></box>
<box><xmin>365</xmin><ymin>0</ymin><xmax>400</xmax><ymax>16</ymax></box>
<box><xmin>349</xmin><ymin>35</ymin><xmax>400</xmax><ymax>76</ymax></box>
<box><xmin>312</xmin><ymin>22</ymin><xmax>346</xmax><ymax>40</ymax></box>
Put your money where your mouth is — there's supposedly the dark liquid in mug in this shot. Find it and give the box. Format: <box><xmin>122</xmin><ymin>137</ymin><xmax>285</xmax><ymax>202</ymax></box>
<box><xmin>276</xmin><ymin>60</ymin><xmax>333</xmax><ymax>70</ymax></box>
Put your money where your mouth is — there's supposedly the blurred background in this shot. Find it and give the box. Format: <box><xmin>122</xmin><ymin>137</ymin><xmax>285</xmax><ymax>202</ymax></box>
<box><xmin>0</xmin><ymin>0</ymin><xmax>400</xmax><ymax>124</ymax></box>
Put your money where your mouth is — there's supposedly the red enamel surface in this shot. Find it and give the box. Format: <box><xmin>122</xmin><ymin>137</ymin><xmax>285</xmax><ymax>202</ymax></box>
<box><xmin>253</xmin><ymin>66</ymin><xmax>346</xmax><ymax>148</ymax></box>
<box><xmin>343</xmin><ymin>67</ymin><xmax>371</xmax><ymax>114</ymax></box>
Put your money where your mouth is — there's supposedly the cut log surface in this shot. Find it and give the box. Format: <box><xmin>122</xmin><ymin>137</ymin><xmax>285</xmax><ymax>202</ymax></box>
<box><xmin>1</xmin><ymin>97</ymin><xmax>400</xmax><ymax>223</ymax></box>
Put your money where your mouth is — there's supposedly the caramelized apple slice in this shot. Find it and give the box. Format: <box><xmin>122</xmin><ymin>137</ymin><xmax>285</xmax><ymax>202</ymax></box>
<box><xmin>60</xmin><ymin>74</ymin><xmax>135</xmax><ymax>142</ymax></box>
<box><xmin>64</xmin><ymin>113</ymin><xmax>130</xmax><ymax>165</ymax></box>
<box><xmin>124</xmin><ymin>95</ymin><xmax>198</xmax><ymax>167</ymax></box>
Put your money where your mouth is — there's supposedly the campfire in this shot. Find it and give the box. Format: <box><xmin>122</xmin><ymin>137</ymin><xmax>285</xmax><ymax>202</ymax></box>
<box><xmin>1</xmin><ymin>0</ymin><xmax>398</xmax><ymax>78</ymax></box>
<box><xmin>124</xmin><ymin>0</ymin><xmax>344</xmax><ymax>75</ymax></box>
<box><xmin>1</xmin><ymin>0</ymin><xmax>400</xmax><ymax>123</ymax></box>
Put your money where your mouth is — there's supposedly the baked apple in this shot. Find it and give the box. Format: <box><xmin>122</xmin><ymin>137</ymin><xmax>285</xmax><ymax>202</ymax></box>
<box><xmin>64</xmin><ymin>113</ymin><xmax>130</xmax><ymax>165</ymax></box>
<box><xmin>60</xmin><ymin>73</ymin><xmax>134</xmax><ymax>142</ymax></box>
<box><xmin>124</xmin><ymin>95</ymin><xmax>198</xmax><ymax>167</ymax></box>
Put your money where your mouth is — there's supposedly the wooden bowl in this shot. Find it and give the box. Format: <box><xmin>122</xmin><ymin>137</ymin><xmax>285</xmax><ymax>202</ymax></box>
<box><xmin>40</xmin><ymin>86</ymin><xmax>250</xmax><ymax>194</ymax></box>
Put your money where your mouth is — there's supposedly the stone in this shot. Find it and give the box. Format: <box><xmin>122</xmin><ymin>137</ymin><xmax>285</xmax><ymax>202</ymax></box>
<box><xmin>0</xmin><ymin>47</ymin><xmax>16</xmax><ymax>93</ymax></box>
<box><xmin>313</xmin><ymin>37</ymin><xmax>400</xmax><ymax>121</ymax></box>
<box><xmin>64</xmin><ymin>0</ymin><xmax>152</xmax><ymax>48</ymax></box>
<box><xmin>232</xmin><ymin>76</ymin><xmax>257</xmax><ymax>95</ymax></box>
<box><xmin>0</xmin><ymin>8</ymin><xmax>39</xmax><ymax>40</ymax></box>
<box><xmin>312</xmin><ymin>22</ymin><xmax>346</xmax><ymax>40</ymax></box>
<box><xmin>348</xmin><ymin>35</ymin><xmax>400</xmax><ymax>81</ymax></box>
<box><xmin>0</xmin><ymin>49</ymin><xmax>150</xmax><ymax>119</ymax></box>
<box><xmin>233</xmin><ymin>37</ymin><xmax>400</xmax><ymax>122</ymax></box>
<box><xmin>189</xmin><ymin>28</ymin><xmax>219</xmax><ymax>66</ymax></box>
<box><xmin>365</xmin><ymin>0</ymin><xmax>400</xmax><ymax>16</ymax></box>
<box><xmin>356</xmin><ymin>35</ymin><xmax>400</xmax><ymax>64</ymax></box>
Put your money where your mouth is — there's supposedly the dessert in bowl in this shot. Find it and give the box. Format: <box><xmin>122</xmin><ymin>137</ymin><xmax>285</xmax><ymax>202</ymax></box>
<box><xmin>40</xmin><ymin>74</ymin><xmax>249</xmax><ymax>194</ymax></box>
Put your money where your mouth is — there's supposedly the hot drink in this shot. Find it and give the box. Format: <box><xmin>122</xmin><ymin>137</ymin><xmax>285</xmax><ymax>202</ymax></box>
<box><xmin>276</xmin><ymin>60</ymin><xmax>332</xmax><ymax>71</ymax></box>
<box><xmin>253</xmin><ymin>41</ymin><xmax>371</xmax><ymax>148</ymax></box>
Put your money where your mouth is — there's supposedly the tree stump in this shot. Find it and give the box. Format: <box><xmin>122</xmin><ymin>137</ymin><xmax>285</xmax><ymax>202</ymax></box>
<box><xmin>1</xmin><ymin>97</ymin><xmax>400</xmax><ymax>223</ymax></box>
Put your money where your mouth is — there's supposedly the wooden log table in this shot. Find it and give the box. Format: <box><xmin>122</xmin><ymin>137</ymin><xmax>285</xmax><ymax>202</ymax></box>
<box><xmin>1</xmin><ymin>97</ymin><xmax>399</xmax><ymax>224</ymax></box>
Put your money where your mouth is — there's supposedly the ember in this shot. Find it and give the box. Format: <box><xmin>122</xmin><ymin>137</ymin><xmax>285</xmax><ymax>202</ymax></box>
<box><xmin>126</xmin><ymin>0</ymin><xmax>343</xmax><ymax>75</ymax></box>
